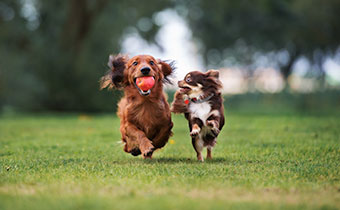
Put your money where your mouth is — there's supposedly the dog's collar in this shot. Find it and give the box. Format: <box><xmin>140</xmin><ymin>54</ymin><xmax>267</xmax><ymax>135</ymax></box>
<box><xmin>184</xmin><ymin>93</ymin><xmax>214</xmax><ymax>104</ymax></box>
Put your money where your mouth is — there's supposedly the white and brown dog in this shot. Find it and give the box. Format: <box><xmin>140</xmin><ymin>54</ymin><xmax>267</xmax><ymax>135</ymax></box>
<box><xmin>171</xmin><ymin>70</ymin><xmax>225</xmax><ymax>161</ymax></box>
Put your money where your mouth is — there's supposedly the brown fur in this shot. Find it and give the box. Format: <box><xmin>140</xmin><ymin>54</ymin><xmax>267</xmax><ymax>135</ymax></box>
<box><xmin>101</xmin><ymin>54</ymin><xmax>174</xmax><ymax>158</ymax></box>
<box><xmin>171</xmin><ymin>70</ymin><xmax>225</xmax><ymax>161</ymax></box>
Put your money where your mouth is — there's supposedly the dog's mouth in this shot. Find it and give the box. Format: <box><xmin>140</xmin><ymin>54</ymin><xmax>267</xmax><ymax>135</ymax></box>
<box><xmin>134</xmin><ymin>76</ymin><xmax>155</xmax><ymax>96</ymax></box>
<box><xmin>179</xmin><ymin>85</ymin><xmax>192</xmax><ymax>94</ymax></box>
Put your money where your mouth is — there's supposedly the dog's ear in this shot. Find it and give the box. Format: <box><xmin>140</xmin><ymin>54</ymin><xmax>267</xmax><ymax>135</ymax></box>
<box><xmin>206</xmin><ymin>69</ymin><xmax>219</xmax><ymax>78</ymax></box>
<box><xmin>100</xmin><ymin>54</ymin><xmax>128</xmax><ymax>90</ymax></box>
<box><xmin>171</xmin><ymin>90</ymin><xmax>188</xmax><ymax>114</ymax></box>
<box><xmin>158</xmin><ymin>59</ymin><xmax>175</xmax><ymax>84</ymax></box>
<box><xmin>203</xmin><ymin>69</ymin><xmax>222</xmax><ymax>91</ymax></box>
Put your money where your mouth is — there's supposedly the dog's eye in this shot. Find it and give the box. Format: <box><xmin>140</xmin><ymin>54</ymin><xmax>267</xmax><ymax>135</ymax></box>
<box><xmin>186</xmin><ymin>77</ymin><xmax>192</xmax><ymax>83</ymax></box>
<box><xmin>149</xmin><ymin>61</ymin><xmax>154</xmax><ymax>65</ymax></box>
<box><xmin>132</xmin><ymin>61</ymin><xmax>138</xmax><ymax>66</ymax></box>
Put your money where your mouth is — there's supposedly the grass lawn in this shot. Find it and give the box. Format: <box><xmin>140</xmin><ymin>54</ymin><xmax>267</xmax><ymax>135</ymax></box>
<box><xmin>0</xmin><ymin>111</ymin><xmax>340</xmax><ymax>210</ymax></box>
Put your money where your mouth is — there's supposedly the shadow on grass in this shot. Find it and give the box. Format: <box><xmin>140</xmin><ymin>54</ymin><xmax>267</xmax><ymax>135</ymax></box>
<box><xmin>127</xmin><ymin>157</ymin><xmax>229</xmax><ymax>164</ymax></box>
<box><xmin>111</xmin><ymin>156</ymin><xmax>308</xmax><ymax>166</ymax></box>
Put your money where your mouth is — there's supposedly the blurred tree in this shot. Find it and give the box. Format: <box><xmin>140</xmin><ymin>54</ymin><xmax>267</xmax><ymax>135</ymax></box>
<box><xmin>178</xmin><ymin>0</ymin><xmax>340</xmax><ymax>80</ymax></box>
<box><xmin>2</xmin><ymin>0</ymin><xmax>339</xmax><ymax>112</ymax></box>
<box><xmin>0</xmin><ymin>0</ymin><xmax>173</xmax><ymax>112</ymax></box>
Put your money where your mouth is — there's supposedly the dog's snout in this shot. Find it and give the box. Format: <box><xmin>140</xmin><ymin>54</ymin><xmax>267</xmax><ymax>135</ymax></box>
<box><xmin>141</xmin><ymin>67</ymin><xmax>150</xmax><ymax>75</ymax></box>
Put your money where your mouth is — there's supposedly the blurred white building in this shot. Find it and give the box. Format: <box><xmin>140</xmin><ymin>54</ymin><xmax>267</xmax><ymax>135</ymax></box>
<box><xmin>253</xmin><ymin>68</ymin><xmax>285</xmax><ymax>93</ymax></box>
<box><xmin>288</xmin><ymin>75</ymin><xmax>319</xmax><ymax>93</ymax></box>
<box><xmin>219</xmin><ymin>68</ymin><xmax>285</xmax><ymax>94</ymax></box>
<box><xmin>219</xmin><ymin>68</ymin><xmax>248</xmax><ymax>94</ymax></box>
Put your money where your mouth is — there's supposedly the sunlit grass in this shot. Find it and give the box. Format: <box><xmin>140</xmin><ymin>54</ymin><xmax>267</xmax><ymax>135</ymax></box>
<box><xmin>0</xmin><ymin>112</ymin><xmax>339</xmax><ymax>210</ymax></box>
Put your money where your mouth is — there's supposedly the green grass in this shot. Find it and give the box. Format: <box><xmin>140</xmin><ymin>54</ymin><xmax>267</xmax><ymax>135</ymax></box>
<box><xmin>0</xmin><ymin>112</ymin><xmax>340</xmax><ymax>210</ymax></box>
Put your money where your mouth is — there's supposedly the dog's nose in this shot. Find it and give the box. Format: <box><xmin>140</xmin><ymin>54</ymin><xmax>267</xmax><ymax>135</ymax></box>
<box><xmin>140</xmin><ymin>67</ymin><xmax>150</xmax><ymax>75</ymax></box>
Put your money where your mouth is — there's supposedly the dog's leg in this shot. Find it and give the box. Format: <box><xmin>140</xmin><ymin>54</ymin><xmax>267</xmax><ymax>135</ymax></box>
<box><xmin>206</xmin><ymin>111</ymin><xmax>221</xmax><ymax>137</ymax></box>
<box><xmin>152</xmin><ymin>121</ymin><xmax>173</xmax><ymax>149</ymax></box>
<box><xmin>189</xmin><ymin>118</ymin><xmax>204</xmax><ymax>161</ymax></box>
<box><xmin>120</xmin><ymin>114</ymin><xmax>142</xmax><ymax>156</ymax></box>
<box><xmin>192</xmin><ymin>136</ymin><xmax>204</xmax><ymax>162</ymax></box>
<box><xmin>207</xmin><ymin>147</ymin><xmax>212</xmax><ymax>160</ymax></box>
<box><xmin>124</xmin><ymin>122</ymin><xmax>154</xmax><ymax>158</ymax></box>
<box><xmin>190</xmin><ymin>124</ymin><xmax>201</xmax><ymax>137</ymax></box>
<box><xmin>190</xmin><ymin>118</ymin><xmax>203</xmax><ymax>138</ymax></box>
<box><xmin>170</xmin><ymin>91</ymin><xmax>188</xmax><ymax>113</ymax></box>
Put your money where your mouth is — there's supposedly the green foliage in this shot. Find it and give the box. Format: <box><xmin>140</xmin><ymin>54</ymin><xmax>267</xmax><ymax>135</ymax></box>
<box><xmin>0</xmin><ymin>112</ymin><xmax>340</xmax><ymax>209</ymax></box>
<box><xmin>0</xmin><ymin>0</ymin><xmax>173</xmax><ymax>112</ymax></box>
<box><xmin>1</xmin><ymin>0</ymin><xmax>340</xmax><ymax>112</ymax></box>
<box><xmin>224</xmin><ymin>90</ymin><xmax>340</xmax><ymax>114</ymax></box>
<box><xmin>179</xmin><ymin>0</ymin><xmax>340</xmax><ymax>76</ymax></box>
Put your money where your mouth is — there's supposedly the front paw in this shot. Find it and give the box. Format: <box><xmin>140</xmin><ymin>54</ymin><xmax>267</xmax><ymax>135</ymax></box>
<box><xmin>207</xmin><ymin>120</ymin><xmax>216</xmax><ymax>127</ymax></box>
<box><xmin>211</xmin><ymin>127</ymin><xmax>220</xmax><ymax>137</ymax></box>
<box><xmin>207</xmin><ymin>120</ymin><xmax>219</xmax><ymax>137</ymax></box>
<box><xmin>130</xmin><ymin>148</ymin><xmax>141</xmax><ymax>156</ymax></box>
<box><xmin>190</xmin><ymin>129</ymin><xmax>200</xmax><ymax>137</ymax></box>
<box><xmin>140</xmin><ymin>140</ymin><xmax>155</xmax><ymax>158</ymax></box>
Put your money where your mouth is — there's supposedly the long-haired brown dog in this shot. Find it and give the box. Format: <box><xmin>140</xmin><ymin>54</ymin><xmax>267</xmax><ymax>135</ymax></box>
<box><xmin>100</xmin><ymin>54</ymin><xmax>174</xmax><ymax>159</ymax></box>
<box><xmin>171</xmin><ymin>70</ymin><xmax>225</xmax><ymax>161</ymax></box>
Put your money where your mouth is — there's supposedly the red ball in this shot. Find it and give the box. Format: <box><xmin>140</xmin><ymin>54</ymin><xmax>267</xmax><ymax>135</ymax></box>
<box><xmin>136</xmin><ymin>76</ymin><xmax>155</xmax><ymax>91</ymax></box>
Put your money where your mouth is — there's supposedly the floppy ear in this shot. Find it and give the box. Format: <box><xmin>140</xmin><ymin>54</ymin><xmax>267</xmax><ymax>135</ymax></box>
<box><xmin>100</xmin><ymin>54</ymin><xmax>128</xmax><ymax>90</ymax></box>
<box><xmin>206</xmin><ymin>69</ymin><xmax>219</xmax><ymax>78</ymax></box>
<box><xmin>158</xmin><ymin>59</ymin><xmax>175</xmax><ymax>84</ymax></box>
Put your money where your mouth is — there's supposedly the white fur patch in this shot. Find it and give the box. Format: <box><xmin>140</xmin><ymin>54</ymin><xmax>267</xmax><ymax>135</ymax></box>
<box><xmin>209</xmin><ymin>110</ymin><xmax>220</xmax><ymax>118</ymax></box>
<box><xmin>187</xmin><ymin>84</ymin><xmax>203</xmax><ymax>99</ymax></box>
<box><xmin>189</xmin><ymin>101</ymin><xmax>211</xmax><ymax>126</ymax></box>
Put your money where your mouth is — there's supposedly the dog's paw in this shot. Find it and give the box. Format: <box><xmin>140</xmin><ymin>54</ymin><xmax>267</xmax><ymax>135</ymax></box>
<box><xmin>207</xmin><ymin>120</ymin><xmax>217</xmax><ymax>127</ymax></box>
<box><xmin>211</xmin><ymin>127</ymin><xmax>220</xmax><ymax>137</ymax></box>
<box><xmin>197</xmin><ymin>154</ymin><xmax>204</xmax><ymax>162</ymax></box>
<box><xmin>130</xmin><ymin>148</ymin><xmax>141</xmax><ymax>156</ymax></box>
<box><xmin>140</xmin><ymin>140</ymin><xmax>155</xmax><ymax>159</ymax></box>
<box><xmin>142</xmin><ymin>150</ymin><xmax>154</xmax><ymax>159</ymax></box>
<box><xmin>190</xmin><ymin>129</ymin><xmax>200</xmax><ymax>137</ymax></box>
<box><xmin>207</xmin><ymin>120</ymin><xmax>220</xmax><ymax>137</ymax></box>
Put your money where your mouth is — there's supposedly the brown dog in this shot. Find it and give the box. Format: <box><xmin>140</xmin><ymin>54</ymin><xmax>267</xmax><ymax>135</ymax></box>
<box><xmin>100</xmin><ymin>54</ymin><xmax>174</xmax><ymax>158</ymax></box>
<box><xmin>171</xmin><ymin>70</ymin><xmax>224</xmax><ymax>161</ymax></box>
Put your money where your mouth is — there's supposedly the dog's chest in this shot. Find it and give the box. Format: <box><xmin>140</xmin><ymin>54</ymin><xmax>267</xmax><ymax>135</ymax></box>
<box><xmin>189</xmin><ymin>102</ymin><xmax>211</xmax><ymax>124</ymax></box>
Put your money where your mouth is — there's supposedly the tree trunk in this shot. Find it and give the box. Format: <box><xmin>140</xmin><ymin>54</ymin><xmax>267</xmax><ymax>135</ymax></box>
<box><xmin>315</xmin><ymin>54</ymin><xmax>326</xmax><ymax>89</ymax></box>
<box><xmin>281</xmin><ymin>51</ymin><xmax>300</xmax><ymax>81</ymax></box>
<box><xmin>60</xmin><ymin>0</ymin><xmax>108</xmax><ymax>54</ymax></box>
